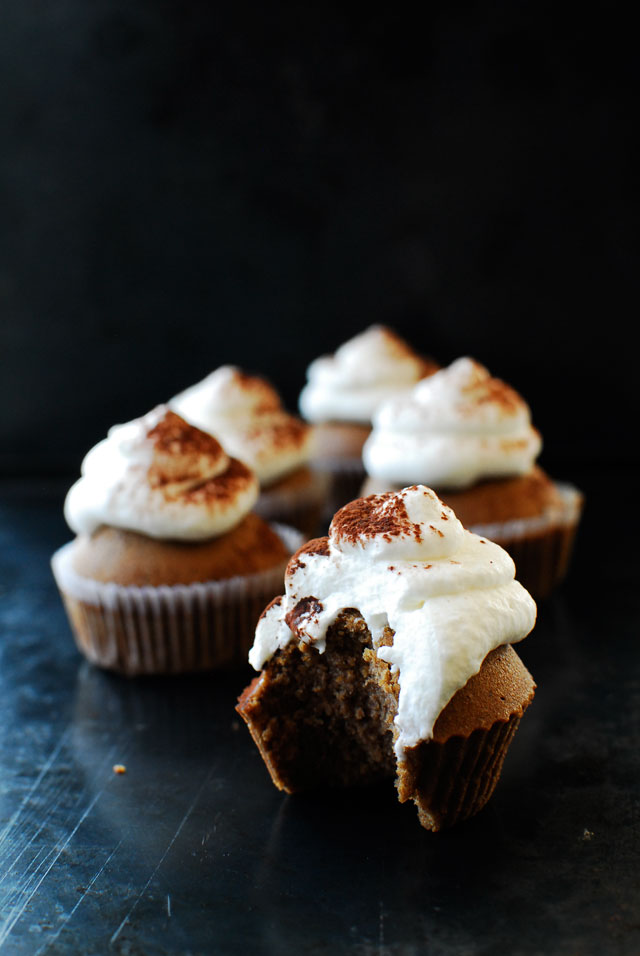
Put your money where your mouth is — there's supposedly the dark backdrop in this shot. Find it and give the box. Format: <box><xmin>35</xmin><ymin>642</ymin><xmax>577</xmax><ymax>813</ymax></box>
<box><xmin>1</xmin><ymin>2</ymin><xmax>636</xmax><ymax>478</ymax></box>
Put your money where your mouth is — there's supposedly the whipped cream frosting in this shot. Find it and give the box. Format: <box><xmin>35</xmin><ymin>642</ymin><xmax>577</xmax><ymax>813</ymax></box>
<box><xmin>249</xmin><ymin>485</ymin><xmax>536</xmax><ymax>756</ymax></box>
<box><xmin>64</xmin><ymin>406</ymin><xmax>259</xmax><ymax>540</ymax></box>
<box><xmin>170</xmin><ymin>366</ymin><xmax>312</xmax><ymax>486</ymax></box>
<box><xmin>298</xmin><ymin>325</ymin><xmax>435</xmax><ymax>425</ymax></box>
<box><xmin>363</xmin><ymin>357</ymin><xmax>542</xmax><ymax>489</ymax></box>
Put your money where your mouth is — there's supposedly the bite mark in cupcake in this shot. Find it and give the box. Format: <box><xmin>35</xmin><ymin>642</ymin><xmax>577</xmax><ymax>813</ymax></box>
<box><xmin>238</xmin><ymin>485</ymin><xmax>537</xmax><ymax>829</ymax></box>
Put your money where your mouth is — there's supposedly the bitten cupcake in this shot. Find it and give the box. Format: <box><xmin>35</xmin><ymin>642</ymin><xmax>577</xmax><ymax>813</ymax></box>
<box><xmin>169</xmin><ymin>366</ymin><xmax>328</xmax><ymax>537</ymax></box>
<box><xmin>51</xmin><ymin>406</ymin><xmax>302</xmax><ymax>676</ymax></box>
<box><xmin>298</xmin><ymin>325</ymin><xmax>439</xmax><ymax>516</ymax></box>
<box><xmin>237</xmin><ymin>485</ymin><xmax>537</xmax><ymax>832</ymax></box>
<box><xmin>361</xmin><ymin>357</ymin><xmax>584</xmax><ymax>598</ymax></box>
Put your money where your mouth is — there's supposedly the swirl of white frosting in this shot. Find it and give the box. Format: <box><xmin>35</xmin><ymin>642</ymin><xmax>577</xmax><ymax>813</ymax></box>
<box><xmin>64</xmin><ymin>406</ymin><xmax>259</xmax><ymax>540</ymax></box>
<box><xmin>298</xmin><ymin>325</ymin><xmax>435</xmax><ymax>425</ymax></box>
<box><xmin>363</xmin><ymin>357</ymin><xmax>542</xmax><ymax>489</ymax></box>
<box><xmin>170</xmin><ymin>366</ymin><xmax>312</xmax><ymax>486</ymax></box>
<box><xmin>249</xmin><ymin>485</ymin><xmax>536</xmax><ymax>755</ymax></box>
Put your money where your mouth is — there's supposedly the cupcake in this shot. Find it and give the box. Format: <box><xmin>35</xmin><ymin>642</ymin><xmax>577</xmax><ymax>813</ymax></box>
<box><xmin>51</xmin><ymin>406</ymin><xmax>303</xmax><ymax>676</ymax></box>
<box><xmin>298</xmin><ymin>325</ymin><xmax>439</xmax><ymax>517</ymax></box>
<box><xmin>237</xmin><ymin>486</ymin><xmax>536</xmax><ymax>831</ymax></box>
<box><xmin>361</xmin><ymin>357</ymin><xmax>584</xmax><ymax>599</ymax></box>
<box><xmin>170</xmin><ymin>366</ymin><xmax>328</xmax><ymax>537</ymax></box>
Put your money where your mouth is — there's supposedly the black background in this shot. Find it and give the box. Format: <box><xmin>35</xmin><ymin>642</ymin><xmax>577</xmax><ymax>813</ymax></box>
<box><xmin>1</xmin><ymin>2</ymin><xmax>636</xmax><ymax>477</ymax></box>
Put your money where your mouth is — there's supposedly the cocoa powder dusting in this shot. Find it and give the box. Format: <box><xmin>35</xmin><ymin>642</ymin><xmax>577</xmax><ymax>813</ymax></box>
<box><xmin>259</xmin><ymin>595</ymin><xmax>282</xmax><ymax>621</ymax></box>
<box><xmin>331</xmin><ymin>492</ymin><xmax>423</xmax><ymax>545</ymax></box>
<box><xmin>499</xmin><ymin>436</ymin><xmax>536</xmax><ymax>452</ymax></box>
<box><xmin>460</xmin><ymin>373</ymin><xmax>523</xmax><ymax>415</ymax></box>
<box><xmin>479</xmin><ymin>377</ymin><xmax>522</xmax><ymax>411</ymax></box>
<box><xmin>302</xmin><ymin>537</ymin><xmax>330</xmax><ymax>557</ymax></box>
<box><xmin>230</xmin><ymin>369</ymin><xmax>282</xmax><ymax>413</ymax></box>
<box><xmin>182</xmin><ymin>457</ymin><xmax>254</xmax><ymax>504</ymax></box>
<box><xmin>148</xmin><ymin>410</ymin><xmax>225</xmax><ymax>459</ymax></box>
<box><xmin>147</xmin><ymin>410</ymin><xmax>235</xmax><ymax>489</ymax></box>
<box><xmin>376</xmin><ymin>325</ymin><xmax>421</xmax><ymax>362</ymax></box>
<box><xmin>286</xmin><ymin>536</ymin><xmax>330</xmax><ymax>576</ymax></box>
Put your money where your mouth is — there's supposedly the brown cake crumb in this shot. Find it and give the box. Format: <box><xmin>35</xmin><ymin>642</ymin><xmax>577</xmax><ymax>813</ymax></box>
<box><xmin>237</xmin><ymin>611</ymin><xmax>398</xmax><ymax>792</ymax></box>
<box><xmin>237</xmin><ymin>610</ymin><xmax>536</xmax><ymax>831</ymax></box>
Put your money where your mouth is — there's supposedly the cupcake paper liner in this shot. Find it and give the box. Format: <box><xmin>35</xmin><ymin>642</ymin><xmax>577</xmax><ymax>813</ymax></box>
<box><xmin>51</xmin><ymin>524</ymin><xmax>303</xmax><ymax>677</ymax></box>
<box><xmin>398</xmin><ymin>716</ymin><xmax>522</xmax><ymax>831</ymax></box>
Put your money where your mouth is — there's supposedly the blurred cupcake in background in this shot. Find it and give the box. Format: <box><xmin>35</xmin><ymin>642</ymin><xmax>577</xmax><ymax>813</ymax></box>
<box><xmin>51</xmin><ymin>406</ymin><xmax>302</xmax><ymax>676</ymax></box>
<box><xmin>362</xmin><ymin>357</ymin><xmax>584</xmax><ymax>599</ymax></box>
<box><xmin>298</xmin><ymin>325</ymin><xmax>439</xmax><ymax>517</ymax></box>
<box><xmin>170</xmin><ymin>366</ymin><xmax>328</xmax><ymax>537</ymax></box>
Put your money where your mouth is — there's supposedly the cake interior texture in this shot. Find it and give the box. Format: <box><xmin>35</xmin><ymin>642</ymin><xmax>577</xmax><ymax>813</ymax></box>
<box><xmin>237</xmin><ymin>609</ymin><xmax>535</xmax><ymax>831</ymax></box>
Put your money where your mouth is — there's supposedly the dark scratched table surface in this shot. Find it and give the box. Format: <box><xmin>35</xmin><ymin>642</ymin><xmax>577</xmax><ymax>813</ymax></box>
<box><xmin>0</xmin><ymin>473</ymin><xmax>638</xmax><ymax>955</ymax></box>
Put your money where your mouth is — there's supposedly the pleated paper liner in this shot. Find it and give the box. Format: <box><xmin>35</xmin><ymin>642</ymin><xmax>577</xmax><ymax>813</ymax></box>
<box><xmin>398</xmin><ymin>717</ymin><xmax>521</xmax><ymax>830</ymax></box>
<box><xmin>51</xmin><ymin>523</ymin><xmax>303</xmax><ymax>677</ymax></box>
<box><xmin>396</xmin><ymin>644</ymin><xmax>536</xmax><ymax>830</ymax></box>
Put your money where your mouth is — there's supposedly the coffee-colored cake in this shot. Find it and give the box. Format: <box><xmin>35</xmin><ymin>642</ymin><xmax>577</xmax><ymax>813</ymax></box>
<box><xmin>52</xmin><ymin>406</ymin><xmax>301</xmax><ymax>675</ymax></box>
<box><xmin>69</xmin><ymin>512</ymin><xmax>288</xmax><ymax>587</ymax></box>
<box><xmin>237</xmin><ymin>486</ymin><xmax>537</xmax><ymax>831</ymax></box>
